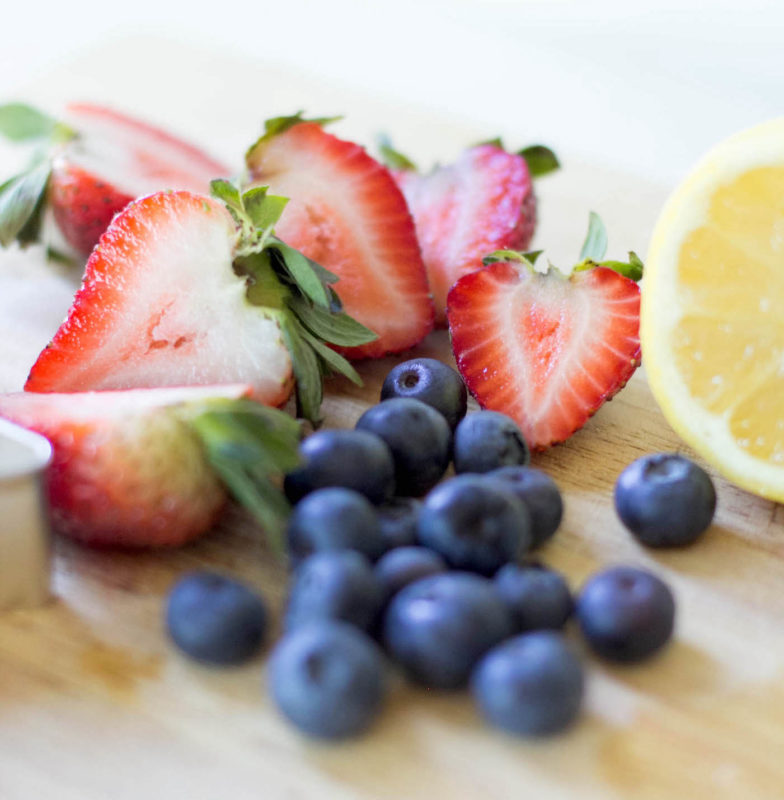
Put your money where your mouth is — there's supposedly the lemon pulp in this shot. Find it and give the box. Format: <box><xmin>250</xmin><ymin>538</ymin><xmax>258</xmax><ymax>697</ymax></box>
<box><xmin>643</xmin><ymin>120</ymin><xmax>784</xmax><ymax>499</ymax></box>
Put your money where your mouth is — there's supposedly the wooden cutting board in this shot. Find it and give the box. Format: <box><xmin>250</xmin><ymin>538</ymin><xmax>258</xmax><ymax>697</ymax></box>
<box><xmin>0</xmin><ymin>38</ymin><xmax>782</xmax><ymax>800</ymax></box>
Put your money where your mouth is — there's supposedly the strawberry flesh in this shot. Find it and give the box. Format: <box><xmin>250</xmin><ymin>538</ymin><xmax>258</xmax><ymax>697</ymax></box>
<box><xmin>51</xmin><ymin>103</ymin><xmax>230</xmax><ymax>255</ymax></box>
<box><xmin>447</xmin><ymin>262</ymin><xmax>641</xmax><ymax>451</ymax></box>
<box><xmin>0</xmin><ymin>385</ymin><xmax>252</xmax><ymax>547</ymax></box>
<box><xmin>246</xmin><ymin>122</ymin><xmax>433</xmax><ymax>359</ymax></box>
<box><xmin>395</xmin><ymin>145</ymin><xmax>535</xmax><ymax>325</ymax></box>
<box><xmin>25</xmin><ymin>191</ymin><xmax>294</xmax><ymax>405</ymax></box>
<box><xmin>49</xmin><ymin>164</ymin><xmax>133</xmax><ymax>256</ymax></box>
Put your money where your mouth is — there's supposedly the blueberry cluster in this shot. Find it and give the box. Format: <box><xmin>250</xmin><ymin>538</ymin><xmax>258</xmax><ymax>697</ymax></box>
<box><xmin>164</xmin><ymin>358</ymin><xmax>708</xmax><ymax>743</ymax></box>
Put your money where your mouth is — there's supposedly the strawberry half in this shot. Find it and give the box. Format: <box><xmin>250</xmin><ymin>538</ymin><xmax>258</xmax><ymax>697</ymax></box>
<box><xmin>387</xmin><ymin>142</ymin><xmax>541</xmax><ymax>325</ymax></box>
<box><xmin>0</xmin><ymin>385</ymin><xmax>301</xmax><ymax>548</ymax></box>
<box><xmin>447</xmin><ymin>215</ymin><xmax>642</xmax><ymax>451</ymax></box>
<box><xmin>0</xmin><ymin>102</ymin><xmax>229</xmax><ymax>256</ymax></box>
<box><xmin>25</xmin><ymin>184</ymin><xmax>377</xmax><ymax>423</ymax></box>
<box><xmin>245</xmin><ymin>114</ymin><xmax>433</xmax><ymax>359</ymax></box>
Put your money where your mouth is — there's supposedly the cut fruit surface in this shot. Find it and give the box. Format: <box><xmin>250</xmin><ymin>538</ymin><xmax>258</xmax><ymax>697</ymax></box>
<box><xmin>25</xmin><ymin>192</ymin><xmax>293</xmax><ymax>406</ymax></box>
<box><xmin>643</xmin><ymin>118</ymin><xmax>784</xmax><ymax>500</ymax></box>
<box><xmin>246</xmin><ymin>121</ymin><xmax>433</xmax><ymax>358</ymax></box>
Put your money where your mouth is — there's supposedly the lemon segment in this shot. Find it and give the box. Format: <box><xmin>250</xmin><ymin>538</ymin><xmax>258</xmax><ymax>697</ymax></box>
<box><xmin>643</xmin><ymin>119</ymin><xmax>784</xmax><ymax>500</ymax></box>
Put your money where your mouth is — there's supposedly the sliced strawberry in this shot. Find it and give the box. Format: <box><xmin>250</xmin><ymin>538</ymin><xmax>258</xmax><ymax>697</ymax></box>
<box><xmin>25</xmin><ymin>191</ymin><xmax>293</xmax><ymax>403</ymax></box>
<box><xmin>393</xmin><ymin>144</ymin><xmax>535</xmax><ymax>325</ymax></box>
<box><xmin>0</xmin><ymin>102</ymin><xmax>230</xmax><ymax>256</ymax></box>
<box><xmin>0</xmin><ymin>385</ymin><xmax>255</xmax><ymax>547</ymax></box>
<box><xmin>246</xmin><ymin>117</ymin><xmax>433</xmax><ymax>359</ymax></box>
<box><xmin>447</xmin><ymin>253</ymin><xmax>641</xmax><ymax>451</ymax></box>
<box><xmin>24</xmin><ymin>186</ymin><xmax>376</xmax><ymax>423</ymax></box>
<box><xmin>48</xmin><ymin>164</ymin><xmax>135</xmax><ymax>256</ymax></box>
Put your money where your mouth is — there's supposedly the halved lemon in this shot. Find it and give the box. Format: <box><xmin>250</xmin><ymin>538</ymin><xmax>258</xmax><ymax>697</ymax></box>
<box><xmin>643</xmin><ymin>118</ymin><xmax>784</xmax><ymax>501</ymax></box>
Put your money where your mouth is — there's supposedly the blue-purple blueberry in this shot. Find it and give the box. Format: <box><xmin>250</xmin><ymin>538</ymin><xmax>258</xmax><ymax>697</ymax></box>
<box><xmin>269</xmin><ymin>622</ymin><xmax>387</xmax><ymax>739</ymax></box>
<box><xmin>453</xmin><ymin>411</ymin><xmax>530</xmax><ymax>474</ymax></box>
<box><xmin>614</xmin><ymin>453</ymin><xmax>716</xmax><ymax>547</ymax></box>
<box><xmin>356</xmin><ymin>398</ymin><xmax>452</xmax><ymax>497</ymax></box>
<box><xmin>284</xmin><ymin>429</ymin><xmax>395</xmax><ymax>504</ymax></box>
<box><xmin>166</xmin><ymin>572</ymin><xmax>267</xmax><ymax>666</ymax></box>
<box><xmin>286</xmin><ymin>487</ymin><xmax>386</xmax><ymax>566</ymax></box>
<box><xmin>576</xmin><ymin>566</ymin><xmax>675</xmax><ymax>662</ymax></box>
<box><xmin>472</xmin><ymin>631</ymin><xmax>584</xmax><ymax>736</ymax></box>
<box><xmin>382</xmin><ymin>572</ymin><xmax>514</xmax><ymax>689</ymax></box>
<box><xmin>284</xmin><ymin>551</ymin><xmax>384</xmax><ymax>633</ymax></box>
<box><xmin>374</xmin><ymin>546</ymin><xmax>447</xmax><ymax>600</ymax></box>
<box><xmin>494</xmin><ymin>564</ymin><xmax>573</xmax><ymax>632</ymax></box>
<box><xmin>381</xmin><ymin>358</ymin><xmax>468</xmax><ymax>430</ymax></box>
<box><xmin>416</xmin><ymin>475</ymin><xmax>532</xmax><ymax>575</ymax></box>
<box><xmin>488</xmin><ymin>466</ymin><xmax>563</xmax><ymax>547</ymax></box>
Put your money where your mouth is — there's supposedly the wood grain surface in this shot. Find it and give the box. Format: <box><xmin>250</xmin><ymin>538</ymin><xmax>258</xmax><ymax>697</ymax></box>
<box><xmin>0</xmin><ymin>38</ymin><xmax>782</xmax><ymax>800</ymax></box>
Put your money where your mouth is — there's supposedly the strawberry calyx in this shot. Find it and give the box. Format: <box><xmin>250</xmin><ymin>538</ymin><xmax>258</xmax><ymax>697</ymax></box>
<box><xmin>244</xmin><ymin>111</ymin><xmax>341</xmax><ymax>161</ymax></box>
<box><xmin>482</xmin><ymin>213</ymin><xmax>644</xmax><ymax>283</ymax></box>
<box><xmin>210</xmin><ymin>178</ymin><xmax>377</xmax><ymax>424</ymax></box>
<box><xmin>185</xmin><ymin>396</ymin><xmax>302</xmax><ymax>552</ymax></box>
<box><xmin>0</xmin><ymin>103</ymin><xmax>75</xmax><ymax>250</ymax></box>
<box><xmin>572</xmin><ymin>211</ymin><xmax>644</xmax><ymax>282</ymax></box>
<box><xmin>476</xmin><ymin>138</ymin><xmax>560</xmax><ymax>178</ymax></box>
<box><xmin>378</xmin><ymin>135</ymin><xmax>560</xmax><ymax>179</ymax></box>
<box><xmin>376</xmin><ymin>133</ymin><xmax>418</xmax><ymax>171</ymax></box>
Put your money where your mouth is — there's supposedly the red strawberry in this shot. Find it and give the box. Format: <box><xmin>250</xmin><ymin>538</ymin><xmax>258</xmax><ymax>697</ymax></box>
<box><xmin>245</xmin><ymin>115</ymin><xmax>433</xmax><ymax>359</ymax></box>
<box><xmin>0</xmin><ymin>102</ymin><xmax>229</xmax><ymax>256</ymax></box>
<box><xmin>447</xmin><ymin>221</ymin><xmax>642</xmax><ymax>451</ymax></box>
<box><xmin>393</xmin><ymin>144</ymin><xmax>535</xmax><ymax>325</ymax></box>
<box><xmin>0</xmin><ymin>384</ymin><xmax>301</xmax><ymax>548</ymax></box>
<box><xmin>25</xmin><ymin>186</ymin><xmax>376</xmax><ymax>423</ymax></box>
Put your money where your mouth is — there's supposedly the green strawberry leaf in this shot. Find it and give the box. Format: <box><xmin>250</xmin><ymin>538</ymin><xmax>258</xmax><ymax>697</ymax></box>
<box><xmin>209</xmin><ymin>178</ymin><xmax>242</xmax><ymax>212</ymax></box>
<box><xmin>242</xmin><ymin>186</ymin><xmax>289</xmax><ymax>232</ymax></box>
<box><xmin>213</xmin><ymin>176</ymin><xmax>376</xmax><ymax>424</ymax></box>
<box><xmin>45</xmin><ymin>247</ymin><xmax>79</xmax><ymax>267</ymax></box>
<box><xmin>287</xmin><ymin>295</ymin><xmax>377</xmax><ymax>347</ymax></box>
<box><xmin>482</xmin><ymin>249</ymin><xmax>542</xmax><ymax>268</ymax></box>
<box><xmin>579</xmin><ymin>211</ymin><xmax>608</xmax><ymax>262</ymax></box>
<box><xmin>476</xmin><ymin>136</ymin><xmax>505</xmax><ymax>149</ymax></box>
<box><xmin>189</xmin><ymin>398</ymin><xmax>302</xmax><ymax>553</ymax></box>
<box><xmin>296</xmin><ymin>324</ymin><xmax>363</xmax><ymax>386</ymax></box>
<box><xmin>0</xmin><ymin>159</ymin><xmax>51</xmax><ymax>247</ymax></box>
<box><xmin>575</xmin><ymin>251</ymin><xmax>645</xmax><ymax>282</ymax></box>
<box><xmin>0</xmin><ymin>103</ymin><xmax>62</xmax><ymax>142</ymax></box>
<box><xmin>376</xmin><ymin>134</ymin><xmax>418</xmax><ymax>171</ymax></box>
<box><xmin>474</xmin><ymin>139</ymin><xmax>559</xmax><ymax>178</ymax></box>
<box><xmin>280</xmin><ymin>313</ymin><xmax>324</xmax><ymax>424</ymax></box>
<box><xmin>518</xmin><ymin>145</ymin><xmax>560</xmax><ymax>178</ymax></box>
<box><xmin>270</xmin><ymin>238</ymin><xmax>331</xmax><ymax>309</ymax></box>
<box><xmin>245</xmin><ymin>111</ymin><xmax>342</xmax><ymax>161</ymax></box>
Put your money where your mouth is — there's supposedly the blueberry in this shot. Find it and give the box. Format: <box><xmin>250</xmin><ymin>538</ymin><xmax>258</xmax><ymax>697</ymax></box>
<box><xmin>356</xmin><ymin>398</ymin><xmax>452</xmax><ymax>497</ymax></box>
<box><xmin>577</xmin><ymin>566</ymin><xmax>675</xmax><ymax>662</ymax></box>
<box><xmin>166</xmin><ymin>572</ymin><xmax>267</xmax><ymax>666</ymax></box>
<box><xmin>614</xmin><ymin>453</ymin><xmax>716</xmax><ymax>547</ymax></box>
<box><xmin>494</xmin><ymin>564</ymin><xmax>573</xmax><ymax>632</ymax></box>
<box><xmin>269</xmin><ymin>622</ymin><xmax>387</xmax><ymax>739</ymax></box>
<box><xmin>377</xmin><ymin>497</ymin><xmax>421</xmax><ymax>550</ymax></box>
<box><xmin>381</xmin><ymin>358</ymin><xmax>468</xmax><ymax>429</ymax></box>
<box><xmin>453</xmin><ymin>411</ymin><xmax>530</xmax><ymax>474</ymax></box>
<box><xmin>285</xmin><ymin>551</ymin><xmax>384</xmax><ymax>633</ymax></box>
<box><xmin>383</xmin><ymin>572</ymin><xmax>514</xmax><ymax>689</ymax></box>
<box><xmin>472</xmin><ymin>631</ymin><xmax>584</xmax><ymax>736</ymax></box>
<box><xmin>417</xmin><ymin>475</ymin><xmax>532</xmax><ymax>575</ymax></box>
<box><xmin>488</xmin><ymin>466</ymin><xmax>563</xmax><ymax>547</ymax></box>
<box><xmin>287</xmin><ymin>487</ymin><xmax>386</xmax><ymax>565</ymax></box>
<box><xmin>284</xmin><ymin>429</ymin><xmax>395</xmax><ymax>504</ymax></box>
<box><xmin>374</xmin><ymin>546</ymin><xmax>447</xmax><ymax>599</ymax></box>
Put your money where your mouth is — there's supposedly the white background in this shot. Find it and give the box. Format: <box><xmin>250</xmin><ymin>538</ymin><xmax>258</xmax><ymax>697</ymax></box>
<box><xmin>3</xmin><ymin>0</ymin><xmax>783</xmax><ymax>183</ymax></box>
